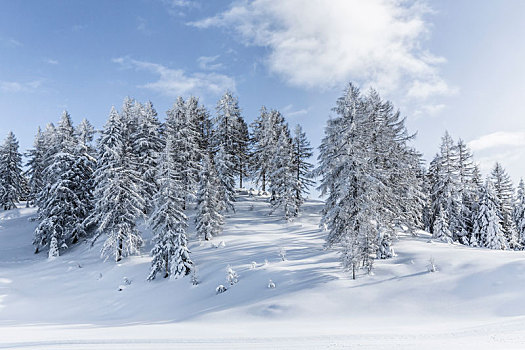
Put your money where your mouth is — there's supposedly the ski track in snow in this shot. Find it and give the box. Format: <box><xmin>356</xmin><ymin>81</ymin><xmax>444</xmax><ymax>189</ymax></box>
<box><xmin>1</xmin><ymin>195</ymin><xmax>525</xmax><ymax>348</ymax></box>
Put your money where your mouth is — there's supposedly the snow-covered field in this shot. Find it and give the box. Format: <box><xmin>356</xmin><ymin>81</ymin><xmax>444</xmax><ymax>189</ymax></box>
<box><xmin>2</xmin><ymin>195</ymin><xmax>525</xmax><ymax>349</ymax></box>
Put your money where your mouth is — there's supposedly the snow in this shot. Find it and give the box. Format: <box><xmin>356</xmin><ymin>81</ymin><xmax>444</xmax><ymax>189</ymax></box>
<box><xmin>2</xmin><ymin>196</ymin><xmax>525</xmax><ymax>348</ymax></box>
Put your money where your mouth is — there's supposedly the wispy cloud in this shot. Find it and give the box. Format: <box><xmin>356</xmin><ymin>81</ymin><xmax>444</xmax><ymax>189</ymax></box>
<box><xmin>46</xmin><ymin>59</ymin><xmax>59</xmax><ymax>65</ymax></box>
<box><xmin>0</xmin><ymin>80</ymin><xmax>42</xmax><ymax>93</ymax></box>
<box><xmin>189</xmin><ymin>0</ymin><xmax>454</xmax><ymax>99</ymax></box>
<box><xmin>468</xmin><ymin>131</ymin><xmax>525</xmax><ymax>152</ymax></box>
<box><xmin>282</xmin><ymin>104</ymin><xmax>309</xmax><ymax>117</ymax></box>
<box><xmin>161</xmin><ymin>0</ymin><xmax>200</xmax><ymax>17</ymax></box>
<box><xmin>197</xmin><ymin>55</ymin><xmax>223</xmax><ymax>70</ymax></box>
<box><xmin>0</xmin><ymin>36</ymin><xmax>22</xmax><ymax>47</ymax></box>
<box><xmin>112</xmin><ymin>56</ymin><xmax>235</xmax><ymax>97</ymax></box>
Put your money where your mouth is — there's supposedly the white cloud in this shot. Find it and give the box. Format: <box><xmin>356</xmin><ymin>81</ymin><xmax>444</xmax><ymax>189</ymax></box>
<box><xmin>46</xmin><ymin>59</ymin><xmax>59</xmax><ymax>65</ymax></box>
<box><xmin>189</xmin><ymin>0</ymin><xmax>454</xmax><ymax>97</ymax></box>
<box><xmin>468</xmin><ymin>131</ymin><xmax>525</xmax><ymax>152</ymax></box>
<box><xmin>0</xmin><ymin>80</ymin><xmax>42</xmax><ymax>93</ymax></box>
<box><xmin>197</xmin><ymin>55</ymin><xmax>223</xmax><ymax>70</ymax></box>
<box><xmin>282</xmin><ymin>104</ymin><xmax>309</xmax><ymax>117</ymax></box>
<box><xmin>161</xmin><ymin>0</ymin><xmax>200</xmax><ymax>17</ymax></box>
<box><xmin>112</xmin><ymin>57</ymin><xmax>235</xmax><ymax>97</ymax></box>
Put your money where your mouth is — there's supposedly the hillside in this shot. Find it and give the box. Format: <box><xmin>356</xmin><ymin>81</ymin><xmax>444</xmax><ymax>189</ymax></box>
<box><xmin>1</xmin><ymin>195</ymin><xmax>525</xmax><ymax>349</ymax></box>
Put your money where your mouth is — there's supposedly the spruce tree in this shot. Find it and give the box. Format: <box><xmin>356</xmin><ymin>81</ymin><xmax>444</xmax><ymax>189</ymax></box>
<box><xmin>474</xmin><ymin>180</ymin><xmax>508</xmax><ymax>250</ymax></box>
<box><xmin>0</xmin><ymin>132</ymin><xmax>23</xmax><ymax>210</ymax></box>
<box><xmin>489</xmin><ymin>162</ymin><xmax>518</xmax><ymax>247</ymax></box>
<box><xmin>269</xmin><ymin>125</ymin><xmax>299</xmax><ymax>219</ymax></box>
<box><xmin>514</xmin><ymin>179</ymin><xmax>525</xmax><ymax>246</ymax></box>
<box><xmin>148</xmin><ymin>135</ymin><xmax>193</xmax><ymax>280</ymax></box>
<box><xmin>25</xmin><ymin>127</ymin><xmax>47</xmax><ymax>206</ymax></box>
<box><xmin>88</xmin><ymin>107</ymin><xmax>145</xmax><ymax>262</ymax></box>
<box><xmin>195</xmin><ymin>153</ymin><xmax>224</xmax><ymax>240</ymax></box>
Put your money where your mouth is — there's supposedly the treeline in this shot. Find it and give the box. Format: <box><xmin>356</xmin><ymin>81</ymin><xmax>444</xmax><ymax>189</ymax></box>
<box><xmin>0</xmin><ymin>91</ymin><xmax>313</xmax><ymax>280</ymax></box>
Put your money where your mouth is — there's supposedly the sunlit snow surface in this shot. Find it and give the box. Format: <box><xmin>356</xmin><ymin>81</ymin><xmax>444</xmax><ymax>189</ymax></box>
<box><xmin>1</xmin><ymin>195</ymin><xmax>525</xmax><ymax>349</ymax></box>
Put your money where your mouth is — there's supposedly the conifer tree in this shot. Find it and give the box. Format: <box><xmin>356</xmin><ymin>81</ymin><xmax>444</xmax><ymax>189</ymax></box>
<box><xmin>132</xmin><ymin>101</ymin><xmax>163</xmax><ymax>212</ymax></box>
<box><xmin>514</xmin><ymin>179</ymin><xmax>525</xmax><ymax>246</ymax></box>
<box><xmin>269</xmin><ymin>125</ymin><xmax>299</xmax><ymax>219</ymax></box>
<box><xmin>148</xmin><ymin>135</ymin><xmax>193</xmax><ymax>280</ymax></box>
<box><xmin>0</xmin><ymin>132</ymin><xmax>23</xmax><ymax>210</ymax></box>
<box><xmin>195</xmin><ymin>153</ymin><xmax>223</xmax><ymax>240</ymax></box>
<box><xmin>25</xmin><ymin>127</ymin><xmax>47</xmax><ymax>206</ymax></box>
<box><xmin>474</xmin><ymin>180</ymin><xmax>508</xmax><ymax>250</ymax></box>
<box><xmin>33</xmin><ymin>112</ymin><xmax>94</xmax><ymax>255</ymax></box>
<box><xmin>489</xmin><ymin>162</ymin><xmax>517</xmax><ymax>247</ymax></box>
<box><xmin>291</xmin><ymin>124</ymin><xmax>314</xmax><ymax>205</ymax></box>
<box><xmin>87</xmin><ymin>107</ymin><xmax>145</xmax><ymax>262</ymax></box>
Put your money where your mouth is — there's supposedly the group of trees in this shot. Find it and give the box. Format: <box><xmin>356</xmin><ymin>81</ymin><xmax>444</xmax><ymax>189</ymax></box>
<box><xmin>6</xmin><ymin>82</ymin><xmax>523</xmax><ymax>281</ymax></box>
<box><xmin>3</xmin><ymin>91</ymin><xmax>314</xmax><ymax>281</ymax></box>
<box><xmin>316</xmin><ymin>83</ymin><xmax>525</xmax><ymax>279</ymax></box>
<box><xmin>427</xmin><ymin>132</ymin><xmax>525</xmax><ymax>250</ymax></box>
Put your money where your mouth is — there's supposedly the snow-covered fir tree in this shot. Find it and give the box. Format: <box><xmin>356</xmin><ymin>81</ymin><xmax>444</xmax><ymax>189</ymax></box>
<box><xmin>473</xmin><ymin>180</ymin><xmax>508</xmax><ymax>250</ymax></box>
<box><xmin>87</xmin><ymin>107</ymin><xmax>145</xmax><ymax>262</ymax></box>
<box><xmin>195</xmin><ymin>153</ymin><xmax>224</xmax><ymax>240</ymax></box>
<box><xmin>148</xmin><ymin>135</ymin><xmax>193</xmax><ymax>280</ymax></box>
<box><xmin>165</xmin><ymin>97</ymin><xmax>201</xmax><ymax>210</ymax></box>
<box><xmin>0</xmin><ymin>132</ymin><xmax>23</xmax><ymax>210</ymax></box>
<box><xmin>514</xmin><ymin>179</ymin><xmax>525</xmax><ymax>246</ymax></box>
<box><xmin>489</xmin><ymin>162</ymin><xmax>518</xmax><ymax>247</ymax></box>
<box><xmin>212</xmin><ymin>91</ymin><xmax>245</xmax><ymax>212</ymax></box>
<box><xmin>132</xmin><ymin>101</ymin><xmax>163</xmax><ymax>212</ymax></box>
<box><xmin>291</xmin><ymin>124</ymin><xmax>314</xmax><ymax>208</ymax></box>
<box><xmin>250</xmin><ymin>107</ymin><xmax>286</xmax><ymax>193</ymax></box>
<box><xmin>317</xmin><ymin>84</ymin><xmax>421</xmax><ymax>276</ymax></box>
<box><xmin>429</xmin><ymin>132</ymin><xmax>460</xmax><ymax>242</ymax></box>
<box><xmin>269</xmin><ymin>125</ymin><xmax>299</xmax><ymax>220</ymax></box>
<box><xmin>25</xmin><ymin>127</ymin><xmax>47</xmax><ymax>206</ymax></box>
<box><xmin>33</xmin><ymin>112</ymin><xmax>94</xmax><ymax>255</ymax></box>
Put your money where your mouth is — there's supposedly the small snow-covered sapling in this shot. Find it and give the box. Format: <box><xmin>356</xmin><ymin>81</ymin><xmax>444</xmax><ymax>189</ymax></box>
<box><xmin>226</xmin><ymin>265</ymin><xmax>239</xmax><ymax>285</ymax></box>
<box><xmin>216</xmin><ymin>285</ymin><xmax>227</xmax><ymax>294</ymax></box>
<box><xmin>428</xmin><ymin>257</ymin><xmax>438</xmax><ymax>272</ymax></box>
<box><xmin>191</xmin><ymin>268</ymin><xmax>199</xmax><ymax>286</ymax></box>
<box><xmin>250</xmin><ymin>261</ymin><xmax>257</xmax><ymax>269</ymax></box>
<box><xmin>268</xmin><ymin>279</ymin><xmax>276</xmax><ymax>289</ymax></box>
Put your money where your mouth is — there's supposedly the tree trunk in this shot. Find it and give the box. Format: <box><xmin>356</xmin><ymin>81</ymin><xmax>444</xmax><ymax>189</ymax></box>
<box><xmin>117</xmin><ymin>237</ymin><xmax>123</xmax><ymax>262</ymax></box>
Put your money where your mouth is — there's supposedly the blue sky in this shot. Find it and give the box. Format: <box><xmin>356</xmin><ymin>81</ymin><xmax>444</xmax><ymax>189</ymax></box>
<box><xmin>1</xmin><ymin>0</ymin><xmax>525</xmax><ymax>184</ymax></box>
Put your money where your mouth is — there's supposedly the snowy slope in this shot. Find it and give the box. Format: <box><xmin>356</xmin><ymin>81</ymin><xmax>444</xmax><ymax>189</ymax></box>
<box><xmin>2</xmin><ymin>195</ymin><xmax>525</xmax><ymax>349</ymax></box>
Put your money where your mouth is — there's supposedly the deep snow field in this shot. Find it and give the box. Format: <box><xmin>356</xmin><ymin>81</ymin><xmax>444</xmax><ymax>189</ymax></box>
<box><xmin>2</xmin><ymin>195</ymin><xmax>525</xmax><ymax>349</ymax></box>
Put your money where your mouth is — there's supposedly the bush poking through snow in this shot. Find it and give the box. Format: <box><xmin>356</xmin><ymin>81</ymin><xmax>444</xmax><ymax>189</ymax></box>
<box><xmin>268</xmin><ymin>279</ymin><xmax>276</xmax><ymax>289</ymax></box>
<box><xmin>279</xmin><ymin>247</ymin><xmax>287</xmax><ymax>261</ymax></box>
<box><xmin>226</xmin><ymin>265</ymin><xmax>238</xmax><ymax>285</ymax></box>
<box><xmin>428</xmin><ymin>257</ymin><xmax>438</xmax><ymax>272</ymax></box>
<box><xmin>250</xmin><ymin>261</ymin><xmax>257</xmax><ymax>269</ymax></box>
<box><xmin>216</xmin><ymin>284</ymin><xmax>227</xmax><ymax>294</ymax></box>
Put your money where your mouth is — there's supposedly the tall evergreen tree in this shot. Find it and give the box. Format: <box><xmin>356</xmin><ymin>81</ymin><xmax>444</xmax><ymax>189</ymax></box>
<box><xmin>269</xmin><ymin>125</ymin><xmax>299</xmax><ymax>219</ymax></box>
<box><xmin>33</xmin><ymin>112</ymin><xmax>94</xmax><ymax>255</ymax></box>
<box><xmin>489</xmin><ymin>162</ymin><xmax>517</xmax><ymax>247</ymax></box>
<box><xmin>148</xmin><ymin>135</ymin><xmax>193</xmax><ymax>280</ymax></box>
<box><xmin>291</xmin><ymin>124</ymin><xmax>314</xmax><ymax>205</ymax></box>
<box><xmin>0</xmin><ymin>132</ymin><xmax>23</xmax><ymax>210</ymax></box>
<box><xmin>195</xmin><ymin>153</ymin><xmax>224</xmax><ymax>240</ymax></box>
<box><xmin>317</xmin><ymin>84</ymin><xmax>420</xmax><ymax>276</ymax></box>
<box><xmin>25</xmin><ymin>127</ymin><xmax>47</xmax><ymax>206</ymax></box>
<box><xmin>514</xmin><ymin>179</ymin><xmax>525</xmax><ymax>246</ymax></box>
<box><xmin>473</xmin><ymin>180</ymin><xmax>508</xmax><ymax>250</ymax></box>
<box><xmin>87</xmin><ymin>107</ymin><xmax>145</xmax><ymax>262</ymax></box>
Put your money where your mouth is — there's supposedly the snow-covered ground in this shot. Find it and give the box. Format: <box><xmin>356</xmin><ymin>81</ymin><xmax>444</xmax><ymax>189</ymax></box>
<box><xmin>2</xmin><ymin>195</ymin><xmax>525</xmax><ymax>349</ymax></box>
